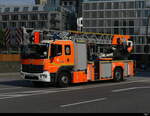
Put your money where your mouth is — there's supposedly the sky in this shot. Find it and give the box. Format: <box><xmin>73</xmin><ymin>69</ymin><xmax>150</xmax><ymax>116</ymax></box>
<box><xmin>0</xmin><ymin>0</ymin><xmax>34</xmax><ymax>5</ymax></box>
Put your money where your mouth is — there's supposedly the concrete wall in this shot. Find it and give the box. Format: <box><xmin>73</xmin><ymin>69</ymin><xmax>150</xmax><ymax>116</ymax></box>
<box><xmin>0</xmin><ymin>54</ymin><xmax>20</xmax><ymax>73</ymax></box>
<box><xmin>0</xmin><ymin>62</ymin><xmax>21</xmax><ymax>73</ymax></box>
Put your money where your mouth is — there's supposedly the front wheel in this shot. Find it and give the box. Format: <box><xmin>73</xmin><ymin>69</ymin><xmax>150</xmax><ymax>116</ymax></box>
<box><xmin>57</xmin><ymin>72</ymin><xmax>71</xmax><ymax>88</ymax></box>
<box><xmin>113</xmin><ymin>68</ymin><xmax>123</xmax><ymax>82</ymax></box>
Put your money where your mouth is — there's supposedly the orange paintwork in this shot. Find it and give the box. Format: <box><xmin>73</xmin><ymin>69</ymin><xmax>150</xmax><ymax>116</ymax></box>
<box><xmin>112</xmin><ymin>61</ymin><xmax>125</xmax><ymax>78</ymax></box>
<box><xmin>21</xmin><ymin>40</ymin><xmax>75</xmax><ymax>74</ymax></box>
<box><xmin>72</xmin><ymin>71</ymin><xmax>88</xmax><ymax>83</ymax></box>
<box><xmin>87</xmin><ymin>63</ymin><xmax>95</xmax><ymax>81</ymax></box>
<box><xmin>21</xmin><ymin>31</ymin><xmax>135</xmax><ymax>84</ymax></box>
<box><xmin>98</xmin><ymin>58</ymin><xmax>113</xmax><ymax>61</ymax></box>
<box><xmin>34</xmin><ymin>32</ymin><xmax>40</xmax><ymax>44</ymax></box>
<box><xmin>128</xmin><ymin>61</ymin><xmax>134</xmax><ymax>76</ymax></box>
<box><xmin>112</xmin><ymin>35</ymin><xmax>130</xmax><ymax>45</ymax></box>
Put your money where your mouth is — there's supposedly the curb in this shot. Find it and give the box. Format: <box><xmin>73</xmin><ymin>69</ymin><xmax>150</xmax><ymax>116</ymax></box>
<box><xmin>0</xmin><ymin>72</ymin><xmax>20</xmax><ymax>76</ymax></box>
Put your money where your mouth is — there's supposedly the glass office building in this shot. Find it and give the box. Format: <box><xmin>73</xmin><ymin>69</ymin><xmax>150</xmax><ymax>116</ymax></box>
<box><xmin>82</xmin><ymin>0</ymin><xmax>150</xmax><ymax>53</ymax></box>
<box><xmin>82</xmin><ymin>0</ymin><xmax>150</xmax><ymax>67</ymax></box>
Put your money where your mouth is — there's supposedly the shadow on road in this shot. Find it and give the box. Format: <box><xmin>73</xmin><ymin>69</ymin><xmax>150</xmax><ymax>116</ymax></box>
<box><xmin>0</xmin><ymin>80</ymin><xmax>35</xmax><ymax>88</ymax></box>
<box><xmin>0</xmin><ymin>72</ymin><xmax>148</xmax><ymax>88</ymax></box>
<box><xmin>0</xmin><ymin>78</ymin><xmax>121</xmax><ymax>88</ymax></box>
<box><xmin>136</xmin><ymin>71</ymin><xmax>150</xmax><ymax>78</ymax></box>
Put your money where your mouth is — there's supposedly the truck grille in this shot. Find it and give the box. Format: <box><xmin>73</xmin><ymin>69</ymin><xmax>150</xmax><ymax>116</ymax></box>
<box><xmin>22</xmin><ymin>64</ymin><xmax>43</xmax><ymax>73</ymax></box>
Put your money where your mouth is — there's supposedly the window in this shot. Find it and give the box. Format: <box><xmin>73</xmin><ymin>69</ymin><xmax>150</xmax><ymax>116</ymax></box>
<box><xmin>69</xmin><ymin>2</ymin><xmax>72</xmax><ymax>6</ymax></box>
<box><xmin>14</xmin><ymin>7</ymin><xmax>20</xmax><ymax>12</ymax></box>
<box><xmin>51</xmin><ymin>44</ymin><xmax>62</xmax><ymax>57</ymax></box>
<box><xmin>23</xmin><ymin>7</ymin><xmax>29</xmax><ymax>11</ymax></box>
<box><xmin>64</xmin><ymin>2</ymin><xmax>67</xmax><ymax>6</ymax></box>
<box><xmin>84</xmin><ymin>3</ymin><xmax>90</xmax><ymax>10</ymax></box>
<box><xmin>11</xmin><ymin>15</ymin><xmax>18</xmax><ymax>20</ymax></box>
<box><xmin>98</xmin><ymin>3</ymin><xmax>104</xmax><ymax>9</ymax></box>
<box><xmin>65</xmin><ymin>45</ymin><xmax>71</xmax><ymax>55</ymax></box>
<box><xmin>91</xmin><ymin>3</ymin><xmax>97</xmax><ymax>10</ymax></box>
<box><xmin>4</xmin><ymin>8</ymin><xmax>10</xmax><ymax>12</ymax></box>
<box><xmin>30</xmin><ymin>14</ymin><xmax>38</xmax><ymax>20</ymax></box>
<box><xmin>33</xmin><ymin>6</ymin><xmax>39</xmax><ymax>11</ymax></box>
<box><xmin>2</xmin><ymin>15</ymin><xmax>9</xmax><ymax>21</ymax></box>
<box><xmin>21</xmin><ymin>14</ymin><xmax>28</xmax><ymax>20</ymax></box>
<box><xmin>40</xmin><ymin>13</ymin><xmax>48</xmax><ymax>20</ymax></box>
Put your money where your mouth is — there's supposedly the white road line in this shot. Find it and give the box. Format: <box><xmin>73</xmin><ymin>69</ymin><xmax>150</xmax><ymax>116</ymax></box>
<box><xmin>112</xmin><ymin>86</ymin><xmax>150</xmax><ymax>93</ymax></box>
<box><xmin>0</xmin><ymin>87</ymin><xmax>23</xmax><ymax>91</ymax></box>
<box><xmin>60</xmin><ymin>97</ymin><xmax>107</xmax><ymax>108</ymax></box>
<box><xmin>0</xmin><ymin>79</ymin><xmax>148</xmax><ymax>100</ymax></box>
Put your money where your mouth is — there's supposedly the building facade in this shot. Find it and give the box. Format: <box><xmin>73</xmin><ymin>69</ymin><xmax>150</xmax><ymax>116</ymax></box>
<box><xmin>0</xmin><ymin>0</ymin><xmax>74</xmax><ymax>52</ymax></box>
<box><xmin>0</xmin><ymin>5</ymin><xmax>68</xmax><ymax>31</ymax></box>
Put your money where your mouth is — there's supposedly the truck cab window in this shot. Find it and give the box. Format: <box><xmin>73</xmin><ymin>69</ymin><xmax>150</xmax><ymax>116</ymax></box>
<box><xmin>51</xmin><ymin>44</ymin><xmax>62</xmax><ymax>57</ymax></box>
<box><xmin>65</xmin><ymin>45</ymin><xmax>71</xmax><ymax>55</ymax></box>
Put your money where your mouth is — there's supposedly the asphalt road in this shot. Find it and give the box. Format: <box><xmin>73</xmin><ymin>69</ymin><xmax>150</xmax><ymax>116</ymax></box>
<box><xmin>0</xmin><ymin>72</ymin><xmax>150</xmax><ymax>113</ymax></box>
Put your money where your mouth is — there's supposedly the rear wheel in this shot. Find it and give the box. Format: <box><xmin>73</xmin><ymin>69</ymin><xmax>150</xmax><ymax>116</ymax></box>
<box><xmin>113</xmin><ymin>68</ymin><xmax>123</xmax><ymax>82</ymax></box>
<box><xmin>57</xmin><ymin>72</ymin><xmax>71</xmax><ymax>88</ymax></box>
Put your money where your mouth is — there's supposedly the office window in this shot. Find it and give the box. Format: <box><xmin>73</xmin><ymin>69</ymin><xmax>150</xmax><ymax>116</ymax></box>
<box><xmin>2</xmin><ymin>15</ymin><xmax>9</xmax><ymax>21</ymax></box>
<box><xmin>21</xmin><ymin>14</ymin><xmax>28</xmax><ymax>20</ymax></box>
<box><xmin>127</xmin><ymin>2</ymin><xmax>135</xmax><ymax>9</ymax></box>
<box><xmin>4</xmin><ymin>8</ymin><xmax>10</xmax><ymax>12</ymax></box>
<box><xmin>98</xmin><ymin>3</ymin><xmax>104</xmax><ymax>9</ymax></box>
<box><xmin>23</xmin><ymin>7</ymin><xmax>29</xmax><ymax>12</ymax></box>
<box><xmin>40</xmin><ymin>13</ymin><xmax>48</xmax><ymax>20</ymax></box>
<box><xmin>30</xmin><ymin>14</ymin><xmax>38</xmax><ymax>20</ymax></box>
<box><xmin>83</xmin><ymin>12</ymin><xmax>89</xmax><ymax>18</ymax></box>
<box><xmin>98</xmin><ymin>20</ymin><xmax>104</xmax><ymax>27</ymax></box>
<box><xmin>33</xmin><ymin>6</ymin><xmax>39</xmax><ymax>11</ymax></box>
<box><xmin>2</xmin><ymin>22</ymin><xmax>7</xmax><ymax>28</ymax></box>
<box><xmin>113</xmin><ymin>2</ymin><xmax>119</xmax><ymax>9</ymax></box>
<box><xmin>105</xmin><ymin>11</ymin><xmax>111</xmax><ymax>18</ymax></box>
<box><xmin>105</xmin><ymin>2</ymin><xmax>112</xmax><ymax>9</ymax></box>
<box><xmin>98</xmin><ymin>11</ymin><xmax>104</xmax><ymax>18</ymax></box>
<box><xmin>129</xmin><ymin>20</ymin><xmax>134</xmax><ymax>26</ymax></box>
<box><xmin>11</xmin><ymin>15</ymin><xmax>18</xmax><ymax>20</ymax></box>
<box><xmin>83</xmin><ymin>20</ymin><xmax>90</xmax><ymax>27</ymax></box>
<box><xmin>113</xmin><ymin>11</ymin><xmax>119</xmax><ymax>18</ymax></box>
<box><xmin>14</xmin><ymin>7</ymin><xmax>20</xmax><ymax>12</ymax></box>
<box><xmin>105</xmin><ymin>20</ymin><xmax>111</xmax><ymax>27</ymax></box>
<box><xmin>92</xmin><ymin>20</ymin><xmax>97</xmax><ymax>27</ymax></box>
<box><xmin>84</xmin><ymin>3</ymin><xmax>90</xmax><ymax>10</ymax></box>
<box><xmin>91</xmin><ymin>3</ymin><xmax>97</xmax><ymax>10</ymax></box>
<box><xmin>91</xmin><ymin>11</ymin><xmax>97</xmax><ymax>18</ymax></box>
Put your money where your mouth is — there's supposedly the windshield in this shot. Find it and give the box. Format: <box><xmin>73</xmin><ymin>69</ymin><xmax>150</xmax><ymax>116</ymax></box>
<box><xmin>21</xmin><ymin>44</ymin><xmax>49</xmax><ymax>59</ymax></box>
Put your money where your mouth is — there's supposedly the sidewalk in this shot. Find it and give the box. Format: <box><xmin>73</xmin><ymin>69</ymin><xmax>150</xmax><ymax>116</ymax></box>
<box><xmin>0</xmin><ymin>72</ymin><xmax>20</xmax><ymax>76</ymax></box>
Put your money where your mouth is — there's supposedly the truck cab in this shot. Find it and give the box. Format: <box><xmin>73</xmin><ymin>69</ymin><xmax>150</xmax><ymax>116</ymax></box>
<box><xmin>21</xmin><ymin>40</ymin><xmax>75</xmax><ymax>87</ymax></box>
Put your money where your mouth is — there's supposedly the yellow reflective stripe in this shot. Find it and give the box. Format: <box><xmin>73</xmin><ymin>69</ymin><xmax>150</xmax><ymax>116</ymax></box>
<box><xmin>68</xmin><ymin>30</ymin><xmax>113</xmax><ymax>36</ymax></box>
<box><xmin>51</xmin><ymin>63</ymin><xmax>74</xmax><ymax>66</ymax></box>
<box><xmin>100</xmin><ymin>60</ymin><xmax>133</xmax><ymax>63</ymax></box>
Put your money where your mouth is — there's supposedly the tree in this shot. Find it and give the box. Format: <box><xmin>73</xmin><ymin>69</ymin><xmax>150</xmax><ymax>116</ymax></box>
<box><xmin>0</xmin><ymin>29</ymin><xmax>4</xmax><ymax>48</ymax></box>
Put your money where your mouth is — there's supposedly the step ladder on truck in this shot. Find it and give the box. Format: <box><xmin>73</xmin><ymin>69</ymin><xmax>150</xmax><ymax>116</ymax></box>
<box><xmin>20</xmin><ymin>30</ymin><xmax>135</xmax><ymax>87</ymax></box>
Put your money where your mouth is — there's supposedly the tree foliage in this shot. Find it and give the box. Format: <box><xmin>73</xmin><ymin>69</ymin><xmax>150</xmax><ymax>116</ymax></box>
<box><xmin>0</xmin><ymin>29</ymin><xmax>4</xmax><ymax>48</ymax></box>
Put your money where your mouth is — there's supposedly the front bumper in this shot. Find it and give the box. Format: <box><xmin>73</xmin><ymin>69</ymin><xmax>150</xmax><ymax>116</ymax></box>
<box><xmin>21</xmin><ymin>71</ymin><xmax>51</xmax><ymax>82</ymax></box>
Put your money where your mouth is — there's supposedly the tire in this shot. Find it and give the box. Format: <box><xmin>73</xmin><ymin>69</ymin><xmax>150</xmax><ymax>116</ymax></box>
<box><xmin>57</xmin><ymin>72</ymin><xmax>71</xmax><ymax>88</ymax></box>
<box><xmin>32</xmin><ymin>81</ymin><xmax>44</xmax><ymax>87</ymax></box>
<box><xmin>113</xmin><ymin>68</ymin><xmax>123</xmax><ymax>82</ymax></box>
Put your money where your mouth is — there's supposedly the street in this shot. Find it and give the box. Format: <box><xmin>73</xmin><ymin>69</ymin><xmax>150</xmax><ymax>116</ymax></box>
<box><xmin>0</xmin><ymin>72</ymin><xmax>149</xmax><ymax>113</ymax></box>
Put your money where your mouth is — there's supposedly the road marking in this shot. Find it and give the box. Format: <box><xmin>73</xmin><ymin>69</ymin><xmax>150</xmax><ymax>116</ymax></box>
<box><xmin>0</xmin><ymin>79</ymin><xmax>148</xmax><ymax>100</ymax></box>
<box><xmin>0</xmin><ymin>87</ymin><xmax>23</xmax><ymax>91</ymax></box>
<box><xmin>60</xmin><ymin>97</ymin><xmax>107</xmax><ymax>108</ymax></box>
<box><xmin>112</xmin><ymin>86</ymin><xmax>150</xmax><ymax>93</ymax></box>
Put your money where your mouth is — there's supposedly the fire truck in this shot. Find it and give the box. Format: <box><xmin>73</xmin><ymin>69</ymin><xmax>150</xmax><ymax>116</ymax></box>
<box><xmin>20</xmin><ymin>30</ymin><xmax>135</xmax><ymax>87</ymax></box>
